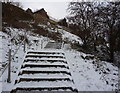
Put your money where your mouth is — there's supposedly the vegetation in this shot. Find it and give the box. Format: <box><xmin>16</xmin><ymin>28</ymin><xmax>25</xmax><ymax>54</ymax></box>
<box><xmin>67</xmin><ymin>1</ymin><xmax>120</xmax><ymax>64</ymax></box>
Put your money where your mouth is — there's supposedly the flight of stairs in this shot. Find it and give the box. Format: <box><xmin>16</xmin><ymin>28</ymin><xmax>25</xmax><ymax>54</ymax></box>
<box><xmin>44</xmin><ymin>42</ymin><xmax>62</xmax><ymax>49</ymax></box>
<box><xmin>11</xmin><ymin>49</ymin><xmax>77</xmax><ymax>93</ymax></box>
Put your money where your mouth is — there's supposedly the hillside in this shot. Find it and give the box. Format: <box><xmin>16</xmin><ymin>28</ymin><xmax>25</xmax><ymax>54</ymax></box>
<box><xmin>2</xmin><ymin>2</ymin><xmax>82</xmax><ymax>44</ymax></box>
<box><xmin>1</xmin><ymin>2</ymin><xmax>119</xmax><ymax>92</ymax></box>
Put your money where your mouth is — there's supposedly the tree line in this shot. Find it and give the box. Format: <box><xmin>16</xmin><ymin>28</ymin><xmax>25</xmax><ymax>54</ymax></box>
<box><xmin>67</xmin><ymin>1</ymin><xmax>120</xmax><ymax>64</ymax></box>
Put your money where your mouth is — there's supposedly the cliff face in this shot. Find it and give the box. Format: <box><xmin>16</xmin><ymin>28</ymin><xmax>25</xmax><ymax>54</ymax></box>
<box><xmin>34</xmin><ymin>8</ymin><xmax>49</xmax><ymax>19</ymax></box>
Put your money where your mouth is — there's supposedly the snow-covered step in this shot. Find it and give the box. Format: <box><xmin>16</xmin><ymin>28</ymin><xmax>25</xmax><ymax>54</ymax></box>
<box><xmin>44</xmin><ymin>42</ymin><xmax>62</xmax><ymax>49</ymax></box>
<box><xmin>17</xmin><ymin>76</ymin><xmax>71</xmax><ymax>81</ymax></box>
<box><xmin>26</xmin><ymin>54</ymin><xmax>65</xmax><ymax>58</ymax></box>
<box><xmin>14</xmin><ymin>81</ymin><xmax>74</xmax><ymax>88</ymax></box>
<box><xmin>26</xmin><ymin>53</ymin><xmax>65</xmax><ymax>57</ymax></box>
<box><xmin>25</xmin><ymin>57</ymin><xmax>66</xmax><ymax>61</ymax></box>
<box><xmin>12</xmin><ymin>48</ymin><xmax>77</xmax><ymax>92</ymax></box>
<box><xmin>19</xmin><ymin>70</ymin><xmax>71</xmax><ymax>75</ymax></box>
<box><xmin>26</xmin><ymin>56</ymin><xmax>65</xmax><ymax>59</ymax></box>
<box><xmin>28</xmin><ymin>49</ymin><xmax>64</xmax><ymax>53</ymax></box>
<box><xmin>16</xmin><ymin>77</ymin><xmax>72</xmax><ymax>84</ymax></box>
<box><xmin>20</xmin><ymin>67</ymin><xmax>69</xmax><ymax>72</ymax></box>
<box><xmin>18</xmin><ymin>76</ymin><xmax>71</xmax><ymax>80</ymax></box>
<box><xmin>22</xmin><ymin>63</ymin><xmax>69</xmax><ymax>68</ymax></box>
<box><xmin>27</xmin><ymin>51</ymin><xmax>64</xmax><ymax>55</ymax></box>
<box><xmin>18</xmin><ymin>73</ymin><xmax>70</xmax><ymax>78</ymax></box>
<box><xmin>24</xmin><ymin>59</ymin><xmax>67</xmax><ymax>63</ymax></box>
<box><xmin>22</xmin><ymin>61</ymin><xmax>68</xmax><ymax>66</ymax></box>
<box><xmin>12</xmin><ymin>86</ymin><xmax>75</xmax><ymax>92</ymax></box>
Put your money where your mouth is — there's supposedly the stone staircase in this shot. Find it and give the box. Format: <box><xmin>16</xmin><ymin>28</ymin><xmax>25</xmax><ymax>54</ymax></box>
<box><xmin>44</xmin><ymin>42</ymin><xmax>62</xmax><ymax>49</ymax></box>
<box><xmin>11</xmin><ymin>49</ymin><xmax>77</xmax><ymax>93</ymax></box>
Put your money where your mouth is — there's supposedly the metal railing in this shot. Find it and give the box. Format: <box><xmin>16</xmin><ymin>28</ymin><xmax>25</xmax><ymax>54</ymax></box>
<box><xmin>0</xmin><ymin>31</ymin><xmax>26</xmax><ymax>83</ymax></box>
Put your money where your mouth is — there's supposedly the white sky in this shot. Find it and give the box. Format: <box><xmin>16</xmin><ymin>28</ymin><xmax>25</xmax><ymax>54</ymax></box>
<box><xmin>17</xmin><ymin>0</ymin><xmax>72</xmax><ymax>20</ymax></box>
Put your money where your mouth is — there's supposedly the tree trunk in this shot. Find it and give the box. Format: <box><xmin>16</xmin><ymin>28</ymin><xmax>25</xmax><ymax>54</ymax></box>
<box><xmin>109</xmin><ymin>29</ymin><xmax>114</xmax><ymax>63</ymax></box>
<box><xmin>94</xmin><ymin>42</ymin><xmax>97</xmax><ymax>51</ymax></box>
<box><xmin>83</xmin><ymin>39</ymin><xmax>87</xmax><ymax>49</ymax></box>
<box><xmin>110</xmin><ymin>44</ymin><xmax>114</xmax><ymax>62</ymax></box>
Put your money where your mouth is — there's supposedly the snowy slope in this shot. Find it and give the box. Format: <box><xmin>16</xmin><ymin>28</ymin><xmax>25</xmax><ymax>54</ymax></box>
<box><xmin>65</xmin><ymin>49</ymin><xmax>118</xmax><ymax>91</ymax></box>
<box><xmin>38</xmin><ymin>24</ymin><xmax>83</xmax><ymax>45</ymax></box>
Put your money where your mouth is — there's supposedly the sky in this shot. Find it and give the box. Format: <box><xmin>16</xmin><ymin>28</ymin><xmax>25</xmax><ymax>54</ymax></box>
<box><xmin>18</xmin><ymin>0</ymin><xmax>72</xmax><ymax>20</ymax></box>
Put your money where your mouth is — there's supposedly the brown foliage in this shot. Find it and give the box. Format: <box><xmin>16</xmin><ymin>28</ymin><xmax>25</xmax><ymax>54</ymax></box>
<box><xmin>2</xmin><ymin>3</ymin><xmax>33</xmax><ymax>22</ymax></box>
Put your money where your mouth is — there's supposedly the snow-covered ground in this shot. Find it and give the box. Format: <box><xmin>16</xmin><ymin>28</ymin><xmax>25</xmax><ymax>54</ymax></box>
<box><xmin>65</xmin><ymin>49</ymin><xmax>118</xmax><ymax>91</ymax></box>
<box><xmin>38</xmin><ymin>24</ymin><xmax>83</xmax><ymax>45</ymax></box>
<box><xmin>0</xmin><ymin>26</ymin><xmax>119</xmax><ymax>92</ymax></box>
<box><xmin>0</xmin><ymin>27</ymin><xmax>50</xmax><ymax>92</ymax></box>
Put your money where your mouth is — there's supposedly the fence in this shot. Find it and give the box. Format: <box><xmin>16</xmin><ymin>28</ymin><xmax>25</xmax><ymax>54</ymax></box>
<box><xmin>0</xmin><ymin>31</ymin><xmax>26</xmax><ymax>83</ymax></box>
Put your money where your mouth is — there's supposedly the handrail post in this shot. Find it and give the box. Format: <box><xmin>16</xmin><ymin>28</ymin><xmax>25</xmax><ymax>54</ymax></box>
<box><xmin>24</xmin><ymin>31</ymin><xmax>26</xmax><ymax>52</ymax></box>
<box><xmin>7</xmin><ymin>48</ymin><xmax>11</xmax><ymax>83</ymax></box>
<box><xmin>41</xmin><ymin>40</ymin><xmax>43</xmax><ymax>49</ymax></box>
<box><xmin>24</xmin><ymin>39</ymin><xmax>25</xmax><ymax>52</ymax></box>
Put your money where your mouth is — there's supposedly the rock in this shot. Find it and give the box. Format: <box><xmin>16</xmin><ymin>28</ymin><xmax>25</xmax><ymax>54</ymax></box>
<box><xmin>106</xmin><ymin>68</ymin><xmax>110</xmax><ymax>72</ymax></box>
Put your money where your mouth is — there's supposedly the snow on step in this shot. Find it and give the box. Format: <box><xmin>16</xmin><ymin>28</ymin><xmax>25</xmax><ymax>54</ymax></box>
<box><xmin>27</xmin><ymin>49</ymin><xmax>64</xmax><ymax>54</ymax></box>
<box><xmin>19</xmin><ymin>70</ymin><xmax>71</xmax><ymax>75</ymax></box>
<box><xmin>15</xmin><ymin>77</ymin><xmax>72</xmax><ymax>84</ymax></box>
<box><xmin>12</xmin><ymin>49</ymin><xmax>77</xmax><ymax>92</ymax></box>
<box><xmin>24</xmin><ymin>60</ymin><xmax>67</xmax><ymax>64</ymax></box>
<box><xmin>13</xmin><ymin>87</ymin><xmax>73</xmax><ymax>92</ymax></box>
<box><xmin>22</xmin><ymin>62</ymin><xmax>68</xmax><ymax>68</ymax></box>
<box><xmin>25</xmin><ymin>53</ymin><xmax>65</xmax><ymax>58</ymax></box>
<box><xmin>18</xmin><ymin>77</ymin><xmax>70</xmax><ymax>80</ymax></box>
<box><xmin>18</xmin><ymin>73</ymin><xmax>70</xmax><ymax>78</ymax></box>
<box><xmin>25</xmin><ymin>57</ymin><xmax>66</xmax><ymax>61</ymax></box>
<box><xmin>17</xmin><ymin>76</ymin><xmax>72</xmax><ymax>80</ymax></box>
<box><xmin>13</xmin><ymin>81</ymin><xmax>74</xmax><ymax>89</ymax></box>
<box><xmin>26</xmin><ymin>54</ymin><xmax>65</xmax><ymax>57</ymax></box>
<box><xmin>28</xmin><ymin>49</ymin><xmax>64</xmax><ymax>52</ymax></box>
<box><xmin>20</xmin><ymin>67</ymin><xmax>69</xmax><ymax>72</ymax></box>
<box><xmin>23</xmin><ymin>61</ymin><xmax>67</xmax><ymax>65</ymax></box>
<box><xmin>24</xmin><ymin>58</ymin><xmax>67</xmax><ymax>63</ymax></box>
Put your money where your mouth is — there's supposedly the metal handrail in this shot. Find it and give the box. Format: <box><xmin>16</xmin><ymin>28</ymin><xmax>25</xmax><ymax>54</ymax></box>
<box><xmin>12</xmin><ymin>38</ymin><xmax>25</xmax><ymax>59</ymax></box>
<box><xmin>0</xmin><ymin>35</ymin><xmax>26</xmax><ymax>77</ymax></box>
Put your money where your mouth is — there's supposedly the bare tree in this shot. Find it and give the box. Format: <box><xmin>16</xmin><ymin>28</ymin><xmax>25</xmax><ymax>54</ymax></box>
<box><xmin>97</xmin><ymin>2</ymin><xmax>120</xmax><ymax>62</ymax></box>
<box><xmin>67</xmin><ymin>1</ymin><xmax>120</xmax><ymax>63</ymax></box>
<box><xmin>67</xmin><ymin>2</ymin><xmax>97</xmax><ymax>49</ymax></box>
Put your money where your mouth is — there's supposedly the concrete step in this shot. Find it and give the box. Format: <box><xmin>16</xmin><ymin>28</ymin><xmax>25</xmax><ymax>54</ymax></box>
<box><xmin>27</xmin><ymin>51</ymin><xmax>64</xmax><ymax>55</ymax></box>
<box><xmin>16</xmin><ymin>77</ymin><xmax>71</xmax><ymax>83</ymax></box>
<box><xmin>26</xmin><ymin>54</ymin><xmax>65</xmax><ymax>59</ymax></box>
<box><xmin>12</xmin><ymin>48</ymin><xmax>77</xmax><ymax>92</ymax></box>
<box><xmin>18</xmin><ymin>73</ymin><xmax>70</xmax><ymax>77</ymax></box>
<box><xmin>12</xmin><ymin>86</ymin><xmax>76</xmax><ymax>93</ymax></box>
<box><xmin>22</xmin><ymin>64</ymin><xmax>69</xmax><ymax>69</ymax></box>
<box><xmin>24</xmin><ymin>59</ymin><xmax>67</xmax><ymax>64</ymax></box>
<box><xmin>19</xmin><ymin>70</ymin><xmax>71</xmax><ymax>76</ymax></box>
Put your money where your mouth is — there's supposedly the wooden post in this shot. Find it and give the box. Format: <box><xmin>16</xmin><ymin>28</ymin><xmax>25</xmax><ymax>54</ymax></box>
<box><xmin>7</xmin><ymin>49</ymin><xmax>11</xmax><ymax>83</ymax></box>
<box><xmin>24</xmin><ymin>32</ymin><xmax>26</xmax><ymax>52</ymax></box>
<box><xmin>24</xmin><ymin>39</ymin><xmax>25</xmax><ymax>52</ymax></box>
<box><xmin>41</xmin><ymin>40</ymin><xmax>42</xmax><ymax>49</ymax></box>
<box><xmin>41</xmin><ymin>40</ymin><xmax>43</xmax><ymax>49</ymax></box>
